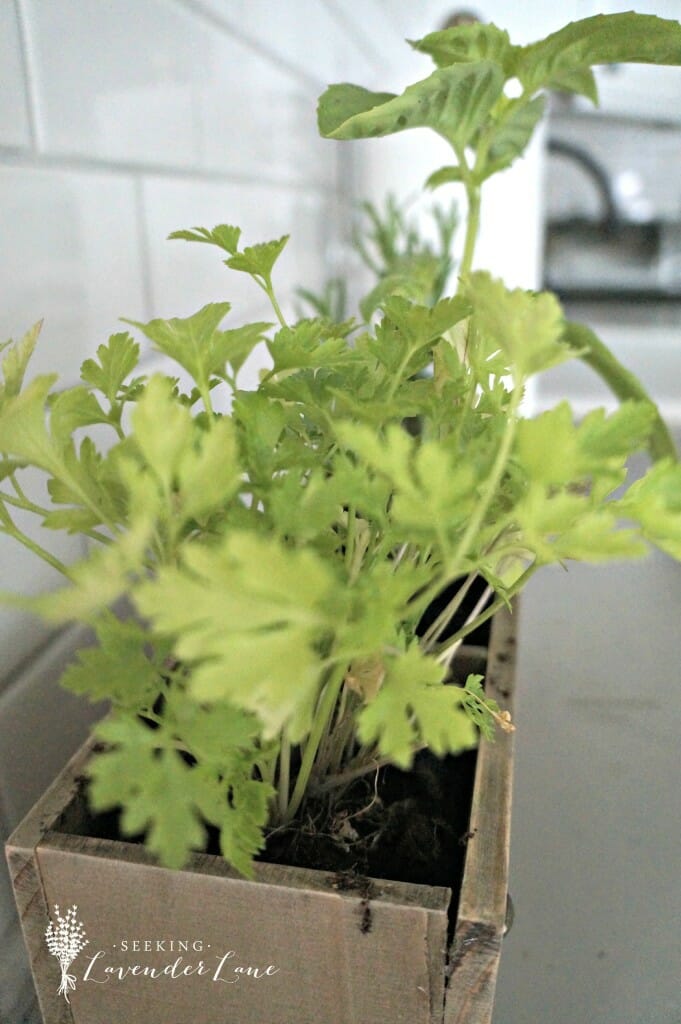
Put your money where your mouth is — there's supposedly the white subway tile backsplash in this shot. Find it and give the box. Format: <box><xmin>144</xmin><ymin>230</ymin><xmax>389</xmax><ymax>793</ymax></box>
<box><xmin>24</xmin><ymin>0</ymin><xmax>203</xmax><ymax>166</ymax></box>
<box><xmin>24</xmin><ymin>0</ymin><xmax>337</xmax><ymax>182</ymax></box>
<box><xmin>0</xmin><ymin>165</ymin><xmax>146</xmax><ymax>384</ymax></box>
<box><xmin>198</xmin><ymin>33</ymin><xmax>335</xmax><ymax>185</ymax></box>
<box><xmin>141</xmin><ymin>176</ymin><xmax>336</xmax><ymax>327</ymax></box>
<box><xmin>0</xmin><ymin>1</ymin><xmax>31</xmax><ymax>147</ymax></box>
<box><xmin>189</xmin><ymin>0</ymin><xmax>368</xmax><ymax>82</ymax></box>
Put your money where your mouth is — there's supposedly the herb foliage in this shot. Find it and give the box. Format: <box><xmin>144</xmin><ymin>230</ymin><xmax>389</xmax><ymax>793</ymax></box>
<box><xmin>1</xmin><ymin>13</ymin><xmax>681</xmax><ymax>873</ymax></box>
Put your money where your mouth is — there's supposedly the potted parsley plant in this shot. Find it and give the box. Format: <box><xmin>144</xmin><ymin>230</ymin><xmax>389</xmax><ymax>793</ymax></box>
<box><xmin>5</xmin><ymin>12</ymin><xmax>681</xmax><ymax>1024</ymax></box>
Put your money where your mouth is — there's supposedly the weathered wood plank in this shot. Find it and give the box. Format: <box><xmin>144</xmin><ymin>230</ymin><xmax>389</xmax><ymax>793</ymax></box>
<box><xmin>444</xmin><ymin>601</ymin><xmax>518</xmax><ymax>1024</ymax></box>
<box><xmin>5</xmin><ymin>737</ymin><xmax>97</xmax><ymax>1024</ymax></box>
<box><xmin>34</xmin><ymin>835</ymin><xmax>450</xmax><ymax>1024</ymax></box>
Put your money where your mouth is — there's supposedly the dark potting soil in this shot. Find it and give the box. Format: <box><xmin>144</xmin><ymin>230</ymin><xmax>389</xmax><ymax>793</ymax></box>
<box><xmin>260</xmin><ymin>747</ymin><xmax>478</xmax><ymax>938</ymax></box>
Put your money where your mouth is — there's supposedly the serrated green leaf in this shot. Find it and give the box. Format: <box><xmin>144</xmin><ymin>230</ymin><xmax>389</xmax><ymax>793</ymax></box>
<box><xmin>478</xmin><ymin>95</ymin><xmax>546</xmax><ymax>181</ymax></box>
<box><xmin>0</xmin><ymin>321</ymin><xmax>42</xmax><ymax>403</ymax></box>
<box><xmin>177</xmin><ymin>417</ymin><xmax>242</xmax><ymax>520</ymax></box>
<box><xmin>41</xmin><ymin>508</ymin><xmax>101</xmax><ymax>532</ymax></box>
<box><xmin>552</xmin><ymin>512</ymin><xmax>646</xmax><ymax>562</ymax></box>
<box><xmin>318</xmin><ymin>62</ymin><xmax>504</xmax><ymax>152</ymax></box>
<box><xmin>60</xmin><ymin>614</ymin><xmax>168</xmax><ymax>708</ymax></box>
<box><xmin>515</xmin><ymin>401</ymin><xmax>654</xmax><ymax>488</ymax></box>
<box><xmin>460</xmin><ymin>674</ymin><xmax>499</xmax><ymax>741</ymax></box>
<box><xmin>466</xmin><ymin>272</ymin><xmax>572</xmax><ymax>378</ymax></box>
<box><xmin>80</xmin><ymin>333</ymin><xmax>140</xmax><ymax>404</ymax></box>
<box><xmin>167</xmin><ymin>693</ymin><xmax>260</xmax><ymax>766</ymax></box>
<box><xmin>410</xmin><ymin>23</ymin><xmax>514</xmax><ymax>73</ymax></box>
<box><xmin>168</xmin><ymin>223</ymin><xmax>241</xmax><ymax>255</ymax></box>
<box><xmin>225</xmin><ymin>236</ymin><xmax>289</xmax><ymax>279</ymax></box>
<box><xmin>134</xmin><ymin>531</ymin><xmax>339</xmax><ymax>740</ymax></box>
<box><xmin>132</xmin><ymin>375</ymin><xmax>193</xmax><ymax>493</ymax></box>
<box><xmin>617</xmin><ymin>459</ymin><xmax>681</xmax><ymax>559</ymax></box>
<box><xmin>49</xmin><ymin>387</ymin><xmax>110</xmax><ymax>438</ymax></box>
<box><xmin>357</xmin><ymin>645</ymin><xmax>476</xmax><ymax>768</ymax></box>
<box><xmin>89</xmin><ymin>716</ymin><xmax>206</xmax><ymax>870</ymax></box>
<box><xmin>124</xmin><ymin>303</ymin><xmax>231</xmax><ymax>388</ymax></box>
<box><xmin>516</xmin><ymin>13</ymin><xmax>681</xmax><ymax>101</ymax></box>
<box><xmin>382</xmin><ymin>295</ymin><xmax>471</xmax><ymax>347</ymax></box>
<box><xmin>267</xmin><ymin>320</ymin><xmax>356</xmax><ymax>375</ymax></box>
<box><xmin>212</xmin><ymin>322</ymin><xmax>272</xmax><ymax>377</ymax></box>
<box><xmin>0</xmin><ymin>375</ymin><xmax>61</xmax><ymax>472</ymax></box>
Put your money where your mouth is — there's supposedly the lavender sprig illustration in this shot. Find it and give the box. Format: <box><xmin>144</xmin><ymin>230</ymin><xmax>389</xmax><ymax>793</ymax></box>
<box><xmin>45</xmin><ymin>904</ymin><xmax>89</xmax><ymax>1002</ymax></box>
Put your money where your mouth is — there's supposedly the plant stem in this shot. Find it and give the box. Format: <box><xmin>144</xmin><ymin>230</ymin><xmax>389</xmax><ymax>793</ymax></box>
<box><xmin>0</xmin><ymin>519</ymin><xmax>71</xmax><ymax>578</ymax></box>
<box><xmin>283</xmin><ymin>661</ymin><xmax>347</xmax><ymax>823</ymax></box>
<box><xmin>565</xmin><ymin>320</ymin><xmax>678</xmax><ymax>462</ymax></box>
<box><xmin>420</xmin><ymin>569</ymin><xmax>478</xmax><ymax>650</ymax></box>
<box><xmin>263</xmin><ymin>276</ymin><xmax>288</xmax><ymax>330</ymax></box>
<box><xmin>447</xmin><ymin>384</ymin><xmax>522</xmax><ymax>581</ymax></box>
<box><xmin>277</xmin><ymin>733</ymin><xmax>291</xmax><ymax>820</ymax></box>
<box><xmin>434</xmin><ymin>563</ymin><xmax>536</xmax><ymax>662</ymax></box>
<box><xmin>459</xmin><ymin>184</ymin><xmax>481</xmax><ymax>280</ymax></box>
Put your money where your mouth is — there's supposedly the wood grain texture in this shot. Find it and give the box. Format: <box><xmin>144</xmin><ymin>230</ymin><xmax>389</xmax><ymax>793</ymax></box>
<box><xmin>34</xmin><ymin>832</ymin><xmax>449</xmax><ymax>1024</ymax></box>
<box><xmin>444</xmin><ymin>601</ymin><xmax>518</xmax><ymax>1024</ymax></box>
<box><xmin>5</xmin><ymin>737</ymin><xmax>97</xmax><ymax>1024</ymax></box>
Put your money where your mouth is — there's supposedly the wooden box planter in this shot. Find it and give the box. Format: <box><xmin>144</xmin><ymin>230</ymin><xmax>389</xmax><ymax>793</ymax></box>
<box><xmin>6</xmin><ymin>606</ymin><xmax>517</xmax><ymax>1024</ymax></box>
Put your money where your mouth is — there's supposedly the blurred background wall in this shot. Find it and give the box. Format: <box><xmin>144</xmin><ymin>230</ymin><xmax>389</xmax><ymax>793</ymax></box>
<box><xmin>1</xmin><ymin>2</ymin><xmax>680</xmax><ymax>1022</ymax></box>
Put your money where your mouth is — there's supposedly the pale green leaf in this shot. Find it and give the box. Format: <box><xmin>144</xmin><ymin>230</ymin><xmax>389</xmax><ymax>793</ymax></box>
<box><xmin>80</xmin><ymin>333</ymin><xmax>140</xmax><ymax>404</ymax></box>
<box><xmin>132</xmin><ymin>375</ymin><xmax>193</xmax><ymax>492</ymax></box>
<box><xmin>357</xmin><ymin>645</ymin><xmax>476</xmax><ymax>768</ymax></box>
<box><xmin>0</xmin><ymin>375</ymin><xmax>61</xmax><ymax>472</ymax></box>
<box><xmin>318</xmin><ymin>62</ymin><xmax>504</xmax><ymax>151</ymax></box>
<box><xmin>177</xmin><ymin>417</ymin><xmax>242</xmax><ymax>520</ymax></box>
<box><xmin>49</xmin><ymin>387</ymin><xmax>110</xmax><ymax>438</ymax></box>
<box><xmin>211</xmin><ymin>322</ymin><xmax>272</xmax><ymax>377</ymax></box>
<box><xmin>478</xmin><ymin>96</ymin><xmax>546</xmax><ymax>181</ymax></box>
<box><xmin>225</xmin><ymin>237</ymin><xmax>289</xmax><ymax>279</ymax></box>
<box><xmin>425</xmin><ymin>165</ymin><xmax>464</xmax><ymax>190</ymax></box>
<box><xmin>0</xmin><ymin>321</ymin><xmax>42</xmax><ymax>403</ymax></box>
<box><xmin>466</xmin><ymin>272</ymin><xmax>572</xmax><ymax>378</ymax></box>
<box><xmin>410</xmin><ymin>23</ymin><xmax>514</xmax><ymax>72</ymax></box>
<box><xmin>168</xmin><ymin>223</ymin><xmax>241</xmax><ymax>254</ymax></box>
<box><xmin>617</xmin><ymin>459</ymin><xmax>681</xmax><ymax>559</ymax></box>
<box><xmin>124</xmin><ymin>304</ymin><xmax>231</xmax><ymax>387</ymax></box>
<box><xmin>60</xmin><ymin>614</ymin><xmax>167</xmax><ymax>708</ymax></box>
<box><xmin>516</xmin><ymin>13</ymin><xmax>681</xmax><ymax>100</ymax></box>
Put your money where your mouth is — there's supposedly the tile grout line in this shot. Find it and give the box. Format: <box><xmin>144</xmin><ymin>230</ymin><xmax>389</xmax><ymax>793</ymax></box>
<box><xmin>132</xmin><ymin>176</ymin><xmax>156</xmax><ymax>322</ymax></box>
<box><xmin>12</xmin><ymin>0</ymin><xmax>41</xmax><ymax>151</ymax></box>
<box><xmin>0</xmin><ymin>146</ymin><xmax>333</xmax><ymax>192</ymax></box>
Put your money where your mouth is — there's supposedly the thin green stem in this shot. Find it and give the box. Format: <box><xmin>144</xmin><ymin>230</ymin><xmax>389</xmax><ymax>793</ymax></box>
<box><xmin>565</xmin><ymin>320</ymin><xmax>677</xmax><ymax>462</ymax></box>
<box><xmin>345</xmin><ymin>505</ymin><xmax>356</xmax><ymax>573</ymax></box>
<box><xmin>0</xmin><ymin>519</ymin><xmax>71</xmax><ymax>578</ymax></box>
<box><xmin>459</xmin><ymin>184</ymin><xmax>481</xmax><ymax>280</ymax></box>
<box><xmin>447</xmin><ymin>383</ymin><xmax>522</xmax><ymax>581</ymax></box>
<box><xmin>283</xmin><ymin>661</ymin><xmax>347</xmax><ymax>823</ymax></box>
<box><xmin>263</xmin><ymin>276</ymin><xmax>289</xmax><ymax>330</ymax></box>
<box><xmin>421</xmin><ymin>570</ymin><xmax>478</xmax><ymax>650</ymax></box>
<box><xmin>277</xmin><ymin>733</ymin><xmax>291</xmax><ymax>820</ymax></box>
<box><xmin>433</xmin><ymin>563</ymin><xmax>536</xmax><ymax>662</ymax></box>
